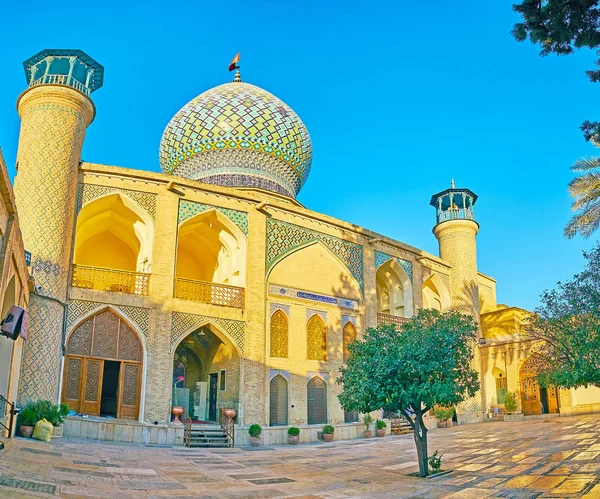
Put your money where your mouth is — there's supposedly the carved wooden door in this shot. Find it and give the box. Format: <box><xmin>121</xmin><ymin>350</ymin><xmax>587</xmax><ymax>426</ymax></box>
<box><xmin>62</xmin><ymin>356</ymin><xmax>84</xmax><ymax>412</ymax></box>
<box><xmin>547</xmin><ymin>385</ymin><xmax>560</xmax><ymax>414</ymax></box>
<box><xmin>521</xmin><ymin>376</ymin><xmax>541</xmax><ymax>415</ymax></box>
<box><xmin>81</xmin><ymin>358</ymin><xmax>104</xmax><ymax>416</ymax></box>
<box><xmin>118</xmin><ymin>362</ymin><xmax>141</xmax><ymax>419</ymax></box>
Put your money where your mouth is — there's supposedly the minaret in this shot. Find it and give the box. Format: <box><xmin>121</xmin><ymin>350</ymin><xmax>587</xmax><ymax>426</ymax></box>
<box><xmin>430</xmin><ymin>181</ymin><xmax>484</xmax><ymax>423</ymax></box>
<box><xmin>14</xmin><ymin>49</ymin><xmax>103</xmax><ymax>403</ymax></box>
<box><xmin>430</xmin><ymin>180</ymin><xmax>480</xmax><ymax>319</ymax></box>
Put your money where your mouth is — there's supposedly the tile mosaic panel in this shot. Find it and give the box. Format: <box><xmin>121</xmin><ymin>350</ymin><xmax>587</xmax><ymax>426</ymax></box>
<box><xmin>269</xmin><ymin>302</ymin><xmax>290</xmax><ymax>317</ymax></box>
<box><xmin>374</xmin><ymin>250</ymin><xmax>413</xmax><ymax>280</ymax></box>
<box><xmin>66</xmin><ymin>300</ymin><xmax>150</xmax><ymax>337</ymax></box>
<box><xmin>341</xmin><ymin>315</ymin><xmax>357</xmax><ymax>327</ymax></box>
<box><xmin>177</xmin><ymin>199</ymin><xmax>248</xmax><ymax>235</ymax></box>
<box><xmin>171</xmin><ymin>311</ymin><xmax>245</xmax><ymax>353</ymax></box>
<box><xmin>306</xmin><ymin>309</ymin><xmax>327</xmax><ymax>323</ymax></box>
<box><xmin>77</xmin><ymin>184</ymin><xmax>157</xmax><ymax>219</ymax></box>
<box><xmin>269</xmin><ymin>284</ymin><xmax>359</xmax><ymax>311</ymax></box>
<box><xmin>269</xmin><ymin>369</ymin><xmax>290</xmax><ymax>382</ymax></box>
<box><xmin>306</xmin><ymin>371</ymin><xmax>329</xmax><ymax>383</ymax></box>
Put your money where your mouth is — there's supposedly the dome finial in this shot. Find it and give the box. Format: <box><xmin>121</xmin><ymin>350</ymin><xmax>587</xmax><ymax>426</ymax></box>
<box><xmin>228</xmin><ymin>52</ymin><xmax>241</xmax><ymax>82</ymax></box>
<box><xmin>451</xmin><ymin>178</ymin><xmax>455</xmax><ymax>189</ymax></box>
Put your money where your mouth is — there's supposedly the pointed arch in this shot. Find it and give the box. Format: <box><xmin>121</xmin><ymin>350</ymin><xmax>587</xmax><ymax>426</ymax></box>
<box><xmin>422</xmin><ymin>274</ymin><xmax>451</xmax><ymax>312</ymax></box>
<box><xmin>376</xmin><ymin>259</ymin><xmax>413</xmax><ymax>317</ymax></box>
<box><xmin>270</xmin><ymin>309</ymin><xmax>288</xmax><ymax>358</ymax></box>
<box><xmin>342</xmin><ymin>321</ymin><xmax>357</xmax><ymax>363</ymax></box>
<box><xmin>269</xmin><ymin>374</ymin><xmax>288</xmax><ymax>426</ymax></box>
<box><xmin>75</xmin><ymin>192</ymin><xmax>154</xmax><ymax>272</ymax></box>
<box><xmin>307</xmin><ymin>314</ymin><xmax>327</xmax><ymax>361</ymax></box>
<box><xmin>307</xmin><ymin>375</ymin><xmax>327</xmax><ymax>424</ymax></box>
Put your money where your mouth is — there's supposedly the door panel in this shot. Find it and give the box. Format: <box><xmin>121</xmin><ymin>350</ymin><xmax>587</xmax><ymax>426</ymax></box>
<box><xmin>547</xmin><ymin>385</ymin><xmax>560</xmax><ymax>414</ymax></box>
<box><xmin>82</xmin><ymin>359</ymin><xmax>104</xmax><ymax>416</ymax></box>
<box><xmin>118</xmin><ymin>362</ymin><xmax>141</xmax><ymax>420</ymax></box>
<box><xmin>208</xmin><ymin>373</ymin><xmax>218</xmax><ymax>421</ymax></box>
<box><xmin>521</xmin><ymin>376</ymin><xmax>541</xmax><ymax>415</ymax></box>
<box><xmin>62</xmin><ymin>356</ymin><xmax>84</xmax><ymax>412</ymax></box>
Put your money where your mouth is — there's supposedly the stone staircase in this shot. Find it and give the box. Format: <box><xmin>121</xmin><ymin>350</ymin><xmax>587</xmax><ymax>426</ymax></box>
<box><xmin>390</xmin><ymin>417</ymin><xmax>413</xmax><ymax>435</ymax></box>
<box><xmin>188</xmin><ymin>425</ymin><xmax>232</xmax><ymax>448</ymax></box>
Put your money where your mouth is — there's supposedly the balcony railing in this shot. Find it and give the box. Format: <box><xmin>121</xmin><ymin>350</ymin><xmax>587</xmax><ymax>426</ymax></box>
<box><xmin>377</xmin><ymin>313</ymin><xmax>409</xmax><ymax>328</ymax></box>
<box><xmin>72</xmin><ymin>265</ymin><xmax>150</xmax><ymax>296</ymax></box>
<box><xmin>174</xmin><ymin>277</ymin><xmax>245</xmax><ymax>309</ymax></box>
<box><xmin>30</xmin><ymin>74</ymin><xmax>90</xmax><ymax>95</ymax></box>
<box><xmin>436</xmin><ymin>208</ymin><xmax>475</xmax><ymax>224</ymax></box>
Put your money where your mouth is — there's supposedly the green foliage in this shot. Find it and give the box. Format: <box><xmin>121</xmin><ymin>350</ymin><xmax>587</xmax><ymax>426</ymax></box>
<box><xmin>526</xmin><ymin>244</ymin><xmax>600</xmax><ymax>388</ymax></box>
<box><xmin>337</xmin><ymin>309</ymin><xmax>480</xmax><ymax>476</ymax></box>
<box><xmin>287</xmin><ymin>427</ymin><xmax>300</xmax><ymax>436</ymax></box>
<box><xmin>17</xmin><ymin>407</ymin><xmax>37</xmax><ymax>427</ymax></box>
<box><xmin>322</xmin><ymin>425</ymin><xmax>335</xmax><ymax>434</ymax></box>
<box><xmin>433</xmin><ymin>406</ymin><xmax>455</xmax><ymax>421</ymax></box>
<box><xmin>375</xmin><ymin>419</ymin><xmax>386</xmax><ymax>430</ymax></box>
<box><xmin>504</xmin><ymin>391</ymin><xmax>518</xmax><ymax>413</ymax></box>
<box><xmin>18</xmin><ymin>400</ymin><xmax>69</xmax><ymax>427</ymax></box>
<box><xmin>428</xmin><ymin>451</ymin><xmax>443</xmax><ymax>474</ymax></box>
<box><xmin>362</xmin><ymin>413</ymin><xmax>373</xmax><ymax>430</ymax></box>
<box><xmin>248</xmin><ymin>424</ymin><xmax>262</xmax><ymax>437</ymax></box>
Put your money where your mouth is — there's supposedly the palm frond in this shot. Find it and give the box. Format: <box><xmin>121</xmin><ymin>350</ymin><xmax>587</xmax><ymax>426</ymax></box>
<box><xmin>568</xmin><ymin>173</ymin><xmax>600</xmax><ymax>210</ymax></box>
<box><xmin>564</xmin><ymin>201</ymin><xmax>600</xmax><ymax>239</ymax></box>
<box><xmin>570</xmin><ymin>157</ymin><xmax>600</xmax><ymax>172</ymax></box>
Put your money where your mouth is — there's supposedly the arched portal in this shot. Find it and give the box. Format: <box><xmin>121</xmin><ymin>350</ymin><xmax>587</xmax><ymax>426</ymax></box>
<box><xmin>62</xmin><ymin>309</ymin><xmax>144</xmax><ymax>419</ymax></box>
<box><xmin>519</xmin><ymin>354</ymin><xmax>559</xmax><ymax>415</ymax></box>
<box><xmin>172</xmin><ymin>324</ymin><xmax>241</xmax><ymax>422</ymax></box>
<box><xmin>376</xmin><ymin>259</ymin><xmax>413</xmax><ymax>317</ymax></box>
<box><xmin>307</xmin><ymin>376</ymin><xmax>327</xmax><ymax>425</ymax></box>
<box><xmin>422</xmin><ymin>274</ymin><xmax>451</xmax><ymax>311</ymax></box>
<box><xmin>269</xmin><ymin>374</ymin><xmax>288</xmax><ymax>426</ymax></box>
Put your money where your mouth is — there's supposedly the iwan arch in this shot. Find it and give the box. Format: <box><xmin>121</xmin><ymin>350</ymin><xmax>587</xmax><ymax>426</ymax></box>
<box><xmin>3</xmin><ymin>48</ymin><xmax>600</xmax><ymax>446</ymax></box>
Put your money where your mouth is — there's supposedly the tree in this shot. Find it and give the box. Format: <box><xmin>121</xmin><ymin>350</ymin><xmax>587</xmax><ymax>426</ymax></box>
<box><xmin>565</xmin><ymin>157</ymin><xmax>600</xmax><ymax>238</ymax></box>
<box><xmin>336</xmin><ymin>309</ymin><xmax>480</xmax><ymax>477</ymax></box>
<box><xmin>527</xmin><ymin>243</ymin><xmax>600</xmax><ymax>387</ymax></box>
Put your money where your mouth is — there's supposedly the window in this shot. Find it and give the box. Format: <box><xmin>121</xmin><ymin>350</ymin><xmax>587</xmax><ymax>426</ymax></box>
<box><xmin>270</xmin><ymin>310</ymin><xmax>288</xmax><ymax>358</ymax></box>
<box><xmin>307</xmin><ymin>315</ymin><xmax>327</xmax><ymax>361</ymax></box>
<box><xmin>343</xmin><ymin>322</ymin><xmax>357</xmax><ymax>363</ymax></box>
<box><xmin>344</xmin><ymin>410</ymin><xmax>359</xmax><ymax>423</ymax></box>
<box><xmin>220</xmin><ymin>369</ymin><xmax>226</xmax><ymax>391</ymax></box>
<box><xmin>269</xmin><ymin>375</ymin><xmax>288</xmax><ymax>426</ymax></box>
<box><xmin>495</xmin><ymin>375</ymin><xmax>507</xmax><ymax>404</ymax></box>
<box><xmin>307</xmin><ymin>376</ymin><xmax>327</xmax><ymax>424</ymax></box>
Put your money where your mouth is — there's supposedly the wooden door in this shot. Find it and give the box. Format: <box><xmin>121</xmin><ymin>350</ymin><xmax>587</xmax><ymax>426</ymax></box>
<box><xmin>118</xmin><ymin>362</ymin><xmax>141</xmax><ymax>420</ymax></box>
<box><xmin>62</xmin><ymin>356</ymin><xmax>84</xmax><ymax>412</ymax></box>
<box><xmin>521</xmin><ymin>376</ymin><xmax>541</xmax><ymax>415</ymax></box>
<box><xmin>81</xmin><ymin>358</ymin><xmax>104</xmax><ymax>416</ymax></box>
<box><xmin>269</xmin><ymin>375</ymin><xmax>288</xmax><ymax>426</ymax></box>
<box><xmin>307</xmin><ymin>377</ymin><xmax>327</xmax><ymax>425</ymax></box>
<box><xmin>547</xmin><ymin>385</ymin><xmax>560</xmax><ymax>414</ymax></box>
<box><xmin>208</xmin><ymin>373</ymin><xmax>218</xmax><ymax>421</ymax></box>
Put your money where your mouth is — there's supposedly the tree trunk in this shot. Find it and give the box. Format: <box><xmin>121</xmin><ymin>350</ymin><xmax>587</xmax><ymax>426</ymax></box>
<box><xmin>413</xmin><ymin>408</ymin><xmax>429</xmax><ymax>477</ymax></box>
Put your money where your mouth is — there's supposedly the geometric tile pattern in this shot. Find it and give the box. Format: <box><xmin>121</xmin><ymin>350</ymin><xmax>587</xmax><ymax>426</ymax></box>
<box><xmin>177</xmin><ymin>199</ymin><xmax>248</xmax><ymax>235</ymax></box>
<box><xmin>374</xmin><ymin>250</ymin><xmax>413</xmax><ymax>280</ymax></box>
<box><xmin>306</xmin><ymin>371</ymin><xmax>329</xmax><ymax>382</ymax></box>
<box><xmin>77</xmin><ymin>184</ymin><xmax>157</xmax><ymax>220</ymax></box>
<box><xmin>269</xmin><ymin>302</ymin><xmax>290</xmax><ymax>317</ymax></box>
<box><xmin>66</xmin><ymin>300</ymin><xmax>150</xmax><ymax>336</ymax></box>
<box><xmin>306</xmin><ymin>308</ymin><xmax>327</xmax><ymax>323</ymax></box>
<box><xmin>269</xmin><ymin>369</ymin><xmax>290</xmax><ymax>382</ymax></box>
<box><xmin>159</xmin><ymin>82</ymin><xmax>312</xmax><ymax>198</ymax></box>
<box><xmin>341</xmin><ymin>315</ymin><xmax>357</xmax><ymax>328</ymax></box>
<box><xmin>269</xmin><ymin>284</ymin><xmax>360</xmax><ymax>311</ymax></box>
<box><xmin>171</xmin><ymin>311</ymin><xmax>246</xmax><ymax>353</ymax></box>
<box><xmin>267</xmin><ymin>219</ymin><xmax>363</xmax><ymax>290</ymax></box>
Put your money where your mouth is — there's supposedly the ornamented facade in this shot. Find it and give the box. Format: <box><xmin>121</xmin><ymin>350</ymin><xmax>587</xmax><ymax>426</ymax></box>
<box><xmin>5</xmin><ymin>49</ymin><xmax>600</xmax><ymax>445</ymax></box>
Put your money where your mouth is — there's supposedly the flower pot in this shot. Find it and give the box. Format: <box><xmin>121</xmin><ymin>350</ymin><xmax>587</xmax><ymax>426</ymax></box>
<box><xmin>437</xmin><ymin>420</ymin><xmax>450</xmax><ymax>428</ymax></box>
<box><xmin>171</xmin><ymin>406</ymin><xmax>184</xmax><ymax>422</ymax></box>
<box><xmin>223</xmin><ymin>409</ymin><xmax>237</xmax><ymax>420</ymax></box>
<box><xmin>376</xmin><ymin>429</ymin><xmax>386</xmax><ymax>437</ymax></box>
<box><xmin>19</xmin><ymin>425</ymin><xmax>33</xmax><ymax>438</ymax></box>
<box><xmin>323</xmin><ymin>433</ymin><xmax>334</xmax><ymax>442</ymax></box>
<box><xmin>52</xmin><ymin>425</ymin><xmax>64</xmax><ymax>438</ymax></box>
<box><xmin>249</xmin><ymin>436</ymin><xmax>261</xmax><ymax>447</ymax></box>
<box><xmin>288</xmin><ymin>435</ymin><xmax>299</xmax><ymax>445</ymax></box>
<box><xmin>364</xmin><ymin>430</ymin><xmax>372</xmax><ymax>438</ymax></box>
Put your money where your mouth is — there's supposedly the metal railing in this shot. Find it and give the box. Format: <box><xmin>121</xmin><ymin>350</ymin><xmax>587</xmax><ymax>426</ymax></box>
<box><xmin>220</xmin><ymin>408</ymin><xmax>235</xmax><ymax>447</ymax></box>
<box><xmin>377</xmin><ymin>313</ymin><xmax>409</xmax><ymax>328</ymax></box>
<box><xmin>30</xmin><ymin>74</ymin><xmax>90</xmax><ymax>95</ymax></box>
<box><xmin>0</xmin><ymin>394</ymin><xmax>15</xmax><ymax>438</ymax></box>
<box><xmin>72</xmin><ymin>264</ymin><xmax>150</xmax><ymax>296</ymax></box>
<box><xmin>174</xmin><ymin>277</ymin><xmax>245</xmax><ymax>308</ymax></box>
<box><xmin>436</xmin><ymin>208</ymin><xmax>475</xmax><ymax>224</ymax></box>
<box><xmin>182</xmin><ymin>408</ymin><xmax>192</xmax><ymax>448</ymax></box>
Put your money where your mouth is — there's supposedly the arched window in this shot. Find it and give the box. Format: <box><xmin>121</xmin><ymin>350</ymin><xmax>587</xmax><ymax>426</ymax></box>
<box><xmin>307</xmin><ymin>315</ymin><xmax>327</xmax><ymax>361</ymax></box>
<box><xmin>343</xmin><ymin>322</ymin><xmax>356</xmax><ymax>363</ymax></box>
<box><xmin>307</xmin><ymin>376</ymin><xmax>327</xmax><ymax>425</ymax></box>
<box><xmin>270</xmin><ymin>310</ymin><xmax>288</xmax><ymax>358</ymax></box>
<box><xmin>269</xmin><ymin>375</ymin><xmax>288</xmax><ymax>426</ymax></box>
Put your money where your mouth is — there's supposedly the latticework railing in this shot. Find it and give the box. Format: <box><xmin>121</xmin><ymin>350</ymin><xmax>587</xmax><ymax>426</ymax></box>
<box><xmin>174</xmin><ymin>277</ymin><xmax>244</xmax><ymax>308</ymax></box>
<box><xmin>220</xmin><ymin>408</ymin><xmax>235</xmax><ymax>447</ymax></box>
<box><xmin>377</xmin><ymin>313</ymin><xmax>409</xmax><ymax>328</ymax></box>
<box><xmin>182</xmin><ymin>409</ymin><xmax>192</xmax><ymax>447</ymax></box>
<box><xmin>72</xmin><ymin>265</ymin><xmax>150</xmax><ymax>295</ymax></box>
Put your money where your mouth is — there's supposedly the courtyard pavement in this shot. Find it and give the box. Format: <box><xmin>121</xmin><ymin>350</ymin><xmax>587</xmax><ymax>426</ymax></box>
<box><xmin>1</xmin><ymin>415</ymin><xmax>600</xmax><ymax>498</ymax></box>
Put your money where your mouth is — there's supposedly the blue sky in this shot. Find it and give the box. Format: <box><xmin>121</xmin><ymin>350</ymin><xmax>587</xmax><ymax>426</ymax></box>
<box><xmin>0</xmin><ymin>1</ymin><xmax>597</xmax><ymax>310</ymax></box>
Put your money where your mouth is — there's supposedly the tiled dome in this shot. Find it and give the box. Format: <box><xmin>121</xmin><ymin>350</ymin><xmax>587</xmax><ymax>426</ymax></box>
<box><xmin>159</xmin><ymin>82</ymin><xmax>312</xmax><ymax>198</ymax></box>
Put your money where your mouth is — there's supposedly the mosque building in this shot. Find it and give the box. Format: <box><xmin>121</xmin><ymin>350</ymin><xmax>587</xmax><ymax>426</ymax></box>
<box><xmin>1</xmin><ymin>48</ymin><xmax>599</xmax><ymax>445</ymax></box>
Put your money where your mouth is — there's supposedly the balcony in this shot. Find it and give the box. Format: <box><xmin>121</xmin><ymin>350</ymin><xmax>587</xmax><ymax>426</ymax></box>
<box><xmin>377</xmin><ymin>313</ymin><xmax>409</xmax><ymax>328</ymax></box>
<box><xmin>174</xmin><ymin>277</ymin><xmax>245</xmax><ymax>309</ymax></box>
<box><xmin>31</xmin><ymin>74</ymin><xmax>90</xmax><ymax>95</ymax></box>
<box><xmin>436</xmin><ymin>208</ymin><xmax>475</xmax><ymax>224</ymax></box>
<box><xmin>72</xmin><ymin>265</ymin><xmax>150</xmax><ymax>296</ymax></box>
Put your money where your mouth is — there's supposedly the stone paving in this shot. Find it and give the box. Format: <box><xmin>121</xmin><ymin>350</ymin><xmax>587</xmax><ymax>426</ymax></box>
<box><xmin>2</xmin><ymin>414</ymin><xmax>600</xmax><ymax>498</ymax></box>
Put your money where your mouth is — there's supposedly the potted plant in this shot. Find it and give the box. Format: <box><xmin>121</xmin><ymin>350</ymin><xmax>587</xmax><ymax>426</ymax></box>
<box><xmin>433</xmin><ymin>407</ymin><xmax>455</xmax><ymax>428</ymax></box>
<box><xmin>47</xmin><ymin>403</ymin><xmax>69</xmax><ymax>438</ymax></box>
<box><xmin>503</xmin><ymin>391</ymin><xmax>524</xmax><ymax>421</ymax></box>
<box><xmin>363</xmin><ymin>414</ymin><xmax>373</xmax><ymax>438</ymax></box>
<box><xmin>322</xmin><ymin>425</ymin><xmax>335</xmax><ymax>442</ymax></box>
<box><xmin>172</xmin><ymin>375</ymin><xmax>185</xmax><ymax>422</ymax></box>
<box><xmin>248</xmin><ymin>424</ymin><xmax>262</xmax><ymax>446</ymax></box>
<box><xmin>288</xmin><ymin>426</ymin><xmax>300</xmax><ymax>445</ymax></box>
<box><xmin>375</xmin><ymin>419</ymin><xmax>386</xmax><ymax>437</ymax></box>
<box><xmin>17</xmin><ymin>405</ymin><xmax>37</xmax><ymax>438</ymax></box>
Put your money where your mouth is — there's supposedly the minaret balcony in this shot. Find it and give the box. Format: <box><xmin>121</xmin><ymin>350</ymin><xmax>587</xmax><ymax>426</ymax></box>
<box><xmin>436</xmin><ymin>208</ymin><xmax>475</xmax><ymax>224</ymax></box>
<box><xmin>30</xmin><ymin>74</ymin><xmax>90</xmax><ymax>95</ymax></box>
<box><xmin>72</xmin><ymin>264</ymin><xmax>150</xmax><ymax>296</ymax></box>
<box><xmin>173</xmin><ymin>277</ymin><xmax>245</xmax><ymax>309</ymax></box>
